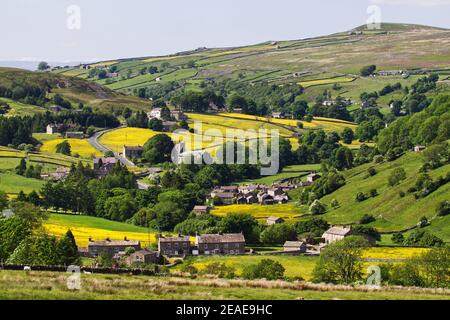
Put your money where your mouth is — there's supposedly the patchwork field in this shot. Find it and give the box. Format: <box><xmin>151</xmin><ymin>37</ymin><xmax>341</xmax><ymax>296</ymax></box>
<box><xmin>44</xmin><ymin>214</ymin><xmax>158</xmax><ymax>248</ymax></box>
<box><xmin>298</xmin><ymin>76</ymin><xmax>356</xmax><ymax>88</ymax></box>
<box><xmin>40</xmin><ymin>138</ymin><xmax>102</xmax><ymax>159</ymax></box>
<box><xmin>183</xmin><ymin>255</ymin><xmax>318</xmax><ymax>279</ymax></box>
<box><xmin>319</xmin><ymin>152</ymin><xmax>450</xmax><ymax>238</ymax></box>
<box><xmin>0</xmin><ymin>97</ymin><xmax>46</xmax><ymax>116</ymax></box>
<box><xmin>217</xmin><ymin>113</ymin><xmax>357</xmax><ymax>133</ymax></box>
<box><xmin>211</xmin><ymin>203</ymin><xmax>303</xmax><ymax>222</ymax></box>
<box><xmin>0</xmin><ymin>172</ymin><xmax>45</xmax><ymax>195</ymax></box>
<box><xmin>239</xmin><ymin>164</ymin><xmax>321</xmax><ymax>184</ymax></box>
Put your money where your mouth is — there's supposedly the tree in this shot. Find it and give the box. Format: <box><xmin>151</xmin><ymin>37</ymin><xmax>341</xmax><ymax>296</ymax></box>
<box><xmin>56</xmin><ymin>140</ymin><xmax>71</xmax><ymax>156</ymax></box>
<box><xmin>148</xmin><ymin>118</ymin><xmax>163</xmax><ymax>131</ymax></box>
<box><xmin>56</xmin><ymin>229</ymin><xmax>79</xmax><ymax>265</ymax></box>
<box><xmin>331</xmin><ymin>146</ymin><xmax>353</xmax><ymax>170</ymax></box>
<box><xmin>15</xmin><ymin>158</ymin><xmax>27</xmax><ymax>175</ymax></box>
<box><xmin>160</xmin><ymin>106</ymin><xmax>171</xmax><ymax>121</ymax></box>
<box><xmin>38</xmin><ymin>61</ymin><xmax>49</xmax><ymax>71</ymax></box>
<box><xmin>0</xmin><ymin>217</ymin><xmax>31</xmax><ymax>260</ymax></box>
<box><xmin>0</xmin><ymin>190</ymin><xmax>7</xmax><ymax>211</ymax></box>
<box><xmin>309</xmin><ymin>199</ymin><xmax>326</xmax><ymax>215</ymax></box>
<box><xmin>391</xmin><ymin>233</ymin><xmax>404</xmax><ymax>244</ymax></box>
<box><xmin>10</xmin><ymin>201</ymin><xmax>48</xmax><ymax>230</ymax></box>
<box><xmin>291</xmin><ymin>100</ymin><xmax>308</xmax><ymax>119</ymax></box>
<box><xmin>403</xmin><ymin>230</ymin><xmax>444</xmax><ymax>247</ymax></box>
<box><xmin>219</xmin><ymin>213</ymin><xmax>259</xmax><ymax>243</ymax></box>
<box><xmin>143</xmin><ymin>134</ymin><xmax>175</xmax><ymax>164</ymax></box>
<box><xmin>422</xmin><ymin>143</ymin><xmax>449</xmax><ymax>168</ymax></box>
<box><xmin>360</xmin><ymin>65</ymin><xmax>376</xmax><ymax>76</ymax></box>
<box><xmin>418</xmin><ymin>246</ymin><xmax>449</xmax><ymax>288</ymax></box>
<box><xmin>359</xmin><ymin>214</ymin><xmax>375</xmax><ymax>224</ymax></box>
<box><xmin>342</xmin><ymin>127</ymin><xmax>354</xmax><ymax>144</ymax></box>
<box><xmin>242</xmin><ymin>259</ymin><xmax>285</xmax><ymax>280</ymax></box>
<box><xmin>388</xmin><ymin>167</ymin><xmax>406</xmax><ymax>186</ymax></box>
<box><xmin>260</xmin><ymin>223</ymin><xmax>296</xmax><ymax>244</ymax></box>
<box><xmin>436</xmin><ymin>200</ymin><xmax>450</xmax><ymax>216</ymax></box>
<box><xmin>312</xmin><ymin>236</ymin><xmax>369</xmax><ymax>284</ymax></box>
<box><xmin>294</xmin><ymin>218</ymin><xmax>329</xmax><ymax>237</ymax></box>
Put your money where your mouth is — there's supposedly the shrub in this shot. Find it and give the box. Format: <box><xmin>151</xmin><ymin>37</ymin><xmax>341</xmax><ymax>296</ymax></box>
<box><xmin>202</xmin><ymin>262</ymin><xmax>236</xmax><ymax>279</ymax></box>
<box><xmin>180</xmin><ymin>263</ymin><xmax>198</xmax><ymax>274</ymax></box>
<box><xmin>260</xmin><ymin>223</ymin><xmax>297</xmax><ymax>245</ymax></box>
<box><xmin>436</xmin><ymin>200</ymin><xmax>450</xmax><ymax>216</ymax></box>
<box><xmin>373</xmin><ymin>155</ymin><xmax>384</xmax><ymax>164</ymax></box>
<box><xmin>399</xmin><ymin>191</ymin><xmax>405</xmax><ymax>198</ymax></box>
<box><xmin>369</xmin><ymin>189</ymin><xmax>378</xmax><ymax>197</ymax></box>
<box><xmin>367</xmin><ymin>167</ymin><xmax>377</xmax><ymax>177</ymax></box>
<box><xmin>403</xmin><ymin>230</ymin><xmax>444</xmax><ymax>247</ymax></box>
<box><xmin>359</xmin><ymin>214</ymin><xmax>375</xmax><ymax>225</ymax></box>
<box><xmin>388</xmin><ymin>167</ymin><xmax>406</xmax><ymax>186</ymax></box>
<box><xmin>242</xmin><ymin>259</ymin><xmax>285</xmax><ymax>280</ymax></box>
<box><xmin>309</xmin><ymin>200</ymin><xmax>327</xmax><ymax>215</ymax></box>
<box><xmin>294</xmin><ymin>218</ymin><xmax>329</xmax><ymax>237</ymax></box>
<box><xmin>355</xmin><ymin>192</ymin><xmax>368</xmax><ymax>202</ymax></box>
<box><xmin>330</xmin><ymin>199</ymin><xmax>339</xmax><ymax>208</ymax></box>
<box><xmin>391</xmin><ymin>233</ymin><xmax>404</xmax><ymax>244</ymax></box>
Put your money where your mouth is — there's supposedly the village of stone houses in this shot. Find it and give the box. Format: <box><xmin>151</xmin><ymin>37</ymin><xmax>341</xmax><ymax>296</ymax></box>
<box><xmin>0</xmin><ymin>2</ymin><xmax>449</xmax><ymax>301</ymax></box>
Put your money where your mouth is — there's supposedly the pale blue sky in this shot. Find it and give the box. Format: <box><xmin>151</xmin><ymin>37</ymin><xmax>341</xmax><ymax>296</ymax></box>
<box><xmin>0</xmin><ymin>0</ymin><xmax>449</xmax><ymax>63</ymax></box>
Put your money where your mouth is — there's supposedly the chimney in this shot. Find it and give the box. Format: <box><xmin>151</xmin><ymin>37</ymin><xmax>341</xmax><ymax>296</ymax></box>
<box><xmin>88</xmin><ymin>237</ymin><xmax>92</xmax><ymax>242</ymax></box>
<box><xmin>124</xmin><ymin>236</ymin><xmax>128</xmax><ymax>241</ymax></box>
<box><xmin>106</xmin><ymin>237</ymin><xmax>110</xmax><ymax>241</ymax></box>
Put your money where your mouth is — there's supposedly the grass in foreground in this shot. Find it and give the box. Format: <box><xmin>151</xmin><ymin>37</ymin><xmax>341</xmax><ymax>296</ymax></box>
<box><xmin>0</xmin><ymin>270</ymin><xmax>448</xmax><ymax>300</ymax></box>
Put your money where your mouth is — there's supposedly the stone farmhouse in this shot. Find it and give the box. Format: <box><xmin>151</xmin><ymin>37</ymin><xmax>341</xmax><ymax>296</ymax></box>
<box><xmin>41</xmin><ymin>166</ymin><xmax>71</xmax><ymax>181</ymax></box>
<box><xmin>146</xmin><ymin>108</ymin><xmax>187</xmax><ymax>121</ymax></box>
<box><xmin>123</xmin><ymin>145</ymin><xmax>144</xmax><ymax>160</ymax></box>
<box><xmin>194</xmin><ymin>233</ymin><xmax>246</xmax><ymax>255</ymax></box>
<box><xmin>87</xmin><ymin>238</ymin><xmax>141</xmax><ymax>258</ymax></box>
<box><xmin>93</xmin><ymin>157</ymin><xmax>118</xmax><ymax>177</ymax></box>
<box><xmin>283</xmin><ymin>241</ymin><xmax>307</xmax><ymax>253</ymax></box>
<box><xmin>210</xmin><ymin>183</ymin><xmax>299</xmax><ymax>206</ymax></box>
<box><xmin>322</xmin><ymin>226</ymin><xmax>353</xmax><ymax>244</ymax></box>
<box><xmin>192</xmin><ymin>205</ymin><xmax>212</xmax><ymax>216</ymax></box>
<box><xmin>266</xmin><ymin>216</ymin><xmax>284</xmax><ymax>225</ymax></box>
<box><xmin>65</xmin><ymin>131</ymin><xmax>85</xmax><ymax>139</ymax></box>
<box><xmin>126</xmin><ymin>249</ymin><xmax>160</xmax><ymax>266</ymax></box>
<box><xmin>158</xmin><ymin>234</ymin><xmax>191</xmax><ymax>257</ymax></box>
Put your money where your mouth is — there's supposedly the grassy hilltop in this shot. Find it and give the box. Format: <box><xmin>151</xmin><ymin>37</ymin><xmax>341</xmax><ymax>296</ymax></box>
<box><xmin>53</xmin><ymin>23</ymin><xmax>450</xmax><ymax>108</ymax></box>
<box><xmin>0</xmin><ymin>67</ymin><xmax>149</xmax><ymax>114</ymax></box>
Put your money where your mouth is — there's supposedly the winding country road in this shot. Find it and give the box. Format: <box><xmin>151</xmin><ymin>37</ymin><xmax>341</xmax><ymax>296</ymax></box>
<box><xmin>88</xmin><ymin>127</ymin><xmax>135</xmax><ymax>167</ymax></box>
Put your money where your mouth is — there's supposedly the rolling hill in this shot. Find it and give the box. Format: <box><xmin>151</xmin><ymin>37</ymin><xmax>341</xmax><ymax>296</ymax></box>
<box><xmin>0</xmin><ymin>67</ymin><xmax>150</xmax><ymax>113</ymax></box>
<box><xmin>317</xmin><ymin>151</ymin><xmax>450</xmax><ymax>241</ymax></box>
<box><xmin>52</xmin><ymin>23</ymin><xmax>450</xmax><ymax>111</ymax></box>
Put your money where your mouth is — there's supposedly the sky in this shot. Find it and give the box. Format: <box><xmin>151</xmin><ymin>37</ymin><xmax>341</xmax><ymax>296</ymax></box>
<box><xmin>0</xmin><ymin>0</ymin><xmax>449</xmax><ymax>65</ymax></box>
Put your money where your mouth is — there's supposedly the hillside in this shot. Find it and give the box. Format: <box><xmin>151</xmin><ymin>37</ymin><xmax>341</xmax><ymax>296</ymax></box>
<box><xmin>0</xmin><ymin>67</ymin><xmax>149</xmax><ymax>113</ymax></box>
<box><xmin>53</xmin><ymin>23</ymin><xmax>450</xmax><ymax>111</ymax></box>
<box><xmin>318</xmin><ymin>151</ymin><xmax>450</xmax><ymax>240</ymax></box>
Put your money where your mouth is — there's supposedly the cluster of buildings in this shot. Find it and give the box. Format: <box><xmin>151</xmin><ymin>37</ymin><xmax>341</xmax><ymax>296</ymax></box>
<box><xmin>209</xmin><ymin>173</ymin><xmax>321</xmax><ymax>206</ymax></box>
<box><xmin>147</xmin><ymin>108</ymin><xmax>187</xmax><ymax>121</ymax></box>
<box><xmin>46</xmin><ymin>124</ymin><xmax>85</xmax><ymax>139</ymax></box>
<box><xmin>85</xmin><ymin>233</ymin><xmax>247</xmax><ymax>265</ymax></box>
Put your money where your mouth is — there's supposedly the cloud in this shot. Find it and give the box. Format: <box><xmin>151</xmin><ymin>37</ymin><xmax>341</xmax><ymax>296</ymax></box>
<box><xmin>371</xmin><ymin>0</ymin><xmax>450</xmax><ymax>6</ymax></box>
